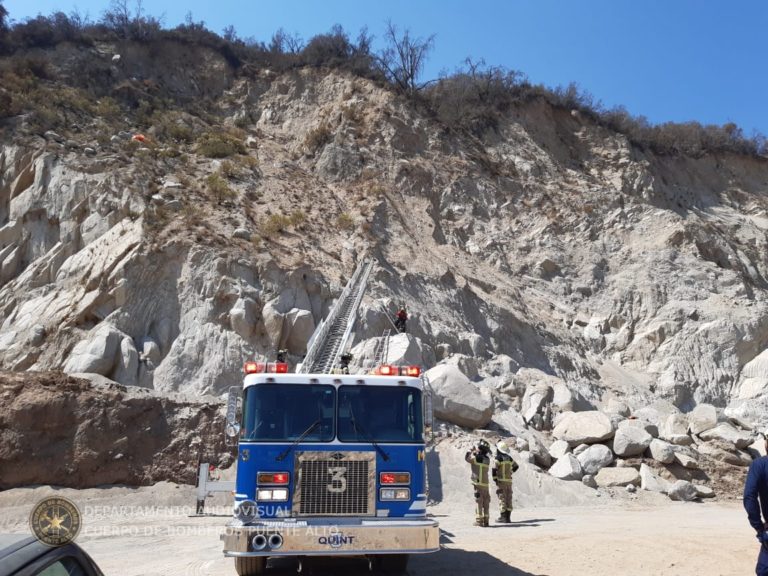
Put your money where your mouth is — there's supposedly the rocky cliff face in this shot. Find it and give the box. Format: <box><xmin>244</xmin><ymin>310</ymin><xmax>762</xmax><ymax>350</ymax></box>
<box><xmin>2</xmin><ymin>41</ymin><xmax>768</xmax><ymax>434</ymax></box>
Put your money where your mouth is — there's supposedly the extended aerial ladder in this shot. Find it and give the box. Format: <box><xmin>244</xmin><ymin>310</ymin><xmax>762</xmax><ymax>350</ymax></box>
<box><xmin>297</xmin><ymin>258</ymin><xmax>374</xmax><ymax>374</ymax></box>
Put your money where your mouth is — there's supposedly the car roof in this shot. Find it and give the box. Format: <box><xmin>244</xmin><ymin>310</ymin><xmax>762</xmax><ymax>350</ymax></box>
<box><xmin>0</xmin><ymin>534</ymin><xmax>49</xmax><ymax>575</ymax></box>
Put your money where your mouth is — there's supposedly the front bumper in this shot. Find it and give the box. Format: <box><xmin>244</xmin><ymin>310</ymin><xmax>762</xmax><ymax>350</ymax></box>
<box><xmin>222</xmin><ymin>517</ymin><xmax>440</xmax><ymax>557</ymax></box>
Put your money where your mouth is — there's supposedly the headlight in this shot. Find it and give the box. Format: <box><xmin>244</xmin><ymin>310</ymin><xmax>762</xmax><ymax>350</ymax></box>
<box><xmin>257</xmin><ymin>488</ymin><xmax>289</xmax><ymax>501</ymax></box>
<box><xmin>379</xmin><ymin>488</ymin><xmax>410</xmax><ymax>501</ymax></box>
<box><xmin>234</xmin><ymin>500</ymin><xmax>258</xmax><ymax>523</ymax></box>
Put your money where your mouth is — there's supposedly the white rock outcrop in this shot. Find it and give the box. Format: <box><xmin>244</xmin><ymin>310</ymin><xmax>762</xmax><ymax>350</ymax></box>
<box><xmin>425</xmin><ymin>364</ymin><xmax>494</xmax><ymax>428</ymax></box>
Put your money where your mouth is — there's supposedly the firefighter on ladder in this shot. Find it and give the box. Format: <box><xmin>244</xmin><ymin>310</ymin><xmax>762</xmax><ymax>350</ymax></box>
<box><xmin>465</xmin><ymin>439</ymin><xmax>492</xmax><ymax>527</ymax></box>
<box><xmin>493</xmin><ymin>440</ymin><xmax>518</xmax><ymax>523</ymax></box>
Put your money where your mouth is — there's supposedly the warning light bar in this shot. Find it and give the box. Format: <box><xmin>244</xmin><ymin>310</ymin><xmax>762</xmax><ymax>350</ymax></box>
<box><xmin>374</xmin><ymin>365</ymin><xmax>421</xmax><ymax>377</ymax></box>
<box><xmin>244</xmin><ymin>362</ymin><xmax>289</xmax><ymax>374</ymax></box>
<box><xmin>244</xmin><ymin>362</ymin><xmax>266</xmax><ymax>374</ymax></box>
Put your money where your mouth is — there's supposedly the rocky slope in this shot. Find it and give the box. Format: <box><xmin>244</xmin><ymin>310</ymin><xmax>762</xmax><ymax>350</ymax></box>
<box><xmin>2</xmin><ymin>40</ymin><xmax>768</xmax><ymax>491</ymax></box>
<box><xmin>0</xmin><ymin>371</ymin><xmax>228</xmax><ymax>488</ymax></box>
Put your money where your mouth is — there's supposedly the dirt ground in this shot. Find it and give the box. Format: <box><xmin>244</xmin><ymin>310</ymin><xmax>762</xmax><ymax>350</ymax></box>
<box><xmin>0</xmin><ymin>483</ymin><xmax>758</xmax><ymax>576</ymax></box>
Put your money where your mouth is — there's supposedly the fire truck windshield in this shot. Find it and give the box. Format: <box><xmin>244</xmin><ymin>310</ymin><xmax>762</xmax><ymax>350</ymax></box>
<box><xmin>338</xmin><ymin>386</ymin><xmax>423</xmax><ymax>443</ymax></box>
<box><xmin>242</xmin><ymin>384</ymin><xmax>335</xmax><ymax>442</ymax></box>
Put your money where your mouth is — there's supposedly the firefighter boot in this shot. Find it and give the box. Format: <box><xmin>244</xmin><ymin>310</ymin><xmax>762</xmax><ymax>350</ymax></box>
<box><xmin>482</xmin><ymin>518</ymin><xmax>489</xmax><ymax>527</ymax></box>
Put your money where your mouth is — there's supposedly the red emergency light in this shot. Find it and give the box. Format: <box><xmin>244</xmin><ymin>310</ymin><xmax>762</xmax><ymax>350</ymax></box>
<box><xmin>244</xmin><ymin>361</ymin><xmax>266</xmax><ymax>374</ymax></box>
<box><xmin>377</xmin><ymin>365</ymin><xmax>396</xmax><ymax>376</ymax></box>
<box><xmin>401</xmin><ymin>366</ymin><xmax>421</xmax><ymax>377</ymax></box>
<box><xmin>268</xmin><ymin>362</ymin><xmax>289</xmax><ymax>373</ymax></box>
<box><xmin>258</xmin><ymin>472</ymin><xmax>290</xmax><ymax>485</ymax></box>
<box><xmin>380</xmin><ymin>472</ymin><xmax>411</xmax><ymax>485</ymax></box>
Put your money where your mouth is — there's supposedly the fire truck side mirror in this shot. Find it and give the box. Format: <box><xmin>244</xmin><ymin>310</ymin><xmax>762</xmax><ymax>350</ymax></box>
<box><xmin>225</xmin><ymin>386</ymin><xmax>241</xmax><ymax>443</ymax></box>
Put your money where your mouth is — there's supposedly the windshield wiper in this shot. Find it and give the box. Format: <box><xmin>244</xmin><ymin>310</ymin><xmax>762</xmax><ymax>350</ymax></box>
<box><xmin>349</xmin><ymin>406</ymin><xmax>390</xmax><ymax>462</ymax></box>
<box><xmin>276</xmin><ymin>419</ymin><xmax>321</xmax><ymax>462</ymax></box>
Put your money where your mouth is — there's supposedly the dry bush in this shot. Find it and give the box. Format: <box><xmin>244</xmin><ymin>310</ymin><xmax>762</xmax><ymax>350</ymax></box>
<box><xmin>336</xmin><ymin>212</ymin><xmax>354</xmax><ymax>230</ymax></box>
<box><xmin>288</xmin><ymin>210</ymin><xmax>306</xmax><ymax>227</ymax></box>
<box><xmin>303</xmin><ymin>123</ymin><xmax>333</xmax><ymax>154</ymax></box>
<box><xmin>262</xmin><ymin>213</ymin><xmax>291</xmax><ymax>236</ymax></box>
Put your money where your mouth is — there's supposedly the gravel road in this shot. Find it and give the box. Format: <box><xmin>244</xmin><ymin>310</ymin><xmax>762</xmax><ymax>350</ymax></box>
<box><xmin>0</xmin><ymin>484</ymin><xmax>757</xmax><ymax>576</ymax></box>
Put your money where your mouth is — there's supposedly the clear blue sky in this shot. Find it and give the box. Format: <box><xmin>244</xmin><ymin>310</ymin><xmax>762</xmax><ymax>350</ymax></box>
<box><xmin>6</xmin><ymin>0</ymin><xmax>768</xmax><ymax>136</ymax></box>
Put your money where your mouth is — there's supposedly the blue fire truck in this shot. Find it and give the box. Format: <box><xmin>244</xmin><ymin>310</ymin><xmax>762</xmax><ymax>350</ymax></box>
<box><xmin>220</xmin><ymin>260</ymin><xmax>439</xmax><ymax>575</ymax></box>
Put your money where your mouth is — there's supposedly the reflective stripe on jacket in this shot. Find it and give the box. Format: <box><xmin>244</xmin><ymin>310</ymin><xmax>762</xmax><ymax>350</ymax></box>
<box><xmin>495</xmin><ymin>457</ymin><xmax>514</xmax><ymax>483</ymax></box>
<box><xmin>466</xmin><ymin>451</ymin><xmax>490</xmax><ymax>487</ymax></box>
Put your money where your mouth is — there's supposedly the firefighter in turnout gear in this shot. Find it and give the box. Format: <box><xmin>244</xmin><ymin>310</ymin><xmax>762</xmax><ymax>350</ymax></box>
<box><xmin>465</xmin><ymin>439</ymin><xmax>492</xmax><ymax>527</ymax></box>
<box><xmin>493</xmin><ymin>440</ymin><xmax>519</xmax><ymax>523</ymax></box>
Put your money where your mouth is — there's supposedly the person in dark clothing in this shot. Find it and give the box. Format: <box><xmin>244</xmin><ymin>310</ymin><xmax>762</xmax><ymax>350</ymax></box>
<box><xmin>744</xmin><ymin>432</ymin><xmax>768</xmax><ymax>576</ymax></box>
<box><xmin>394</xmin><ymin>305</ymin><xmax>408</xmax><ymax>333</ymax></box>
<box><xmin>339</xmin><ymin>353</ymin><xmax>352</xmax><ymax>374</ymax></box>
<box><xmin>276</xmin><ymin>349</ymin><xmax>287</xmax><ymax>363</ymax></box>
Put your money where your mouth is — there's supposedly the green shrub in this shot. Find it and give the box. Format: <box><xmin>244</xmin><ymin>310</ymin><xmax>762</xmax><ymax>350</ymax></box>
<box><xmin>206</xmin><ymin>173</ymin><xmax>235</xmax><ymax>203</ymax></box>
<box><xmin>197</xmin><ymin>131</ymin><xmax>246</xmax><ymax>158</ymax></box>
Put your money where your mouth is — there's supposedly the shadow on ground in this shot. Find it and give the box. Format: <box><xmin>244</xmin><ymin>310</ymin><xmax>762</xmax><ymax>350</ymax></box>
<box><xmin>262</xmin><ymin>541</ymin><xmax>546</xmax><ymax>576</ymax></box>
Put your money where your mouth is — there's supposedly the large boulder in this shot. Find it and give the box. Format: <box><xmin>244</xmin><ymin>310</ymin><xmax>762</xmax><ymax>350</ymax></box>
<box><xmin>521</xmin><ymin>382</ymin><xmax>554</xmax><ymax>424</ymax></box>
<box><xmin>696</xmin><ymin>442</ymin><xmax>752</xmax><ymax>467</ymax></box>
<box><xmin>633</xmin><ymin>400</ymin><xmax>679</xmax><ymax>429</ymax></box>
<box><xmin>527</xmin><ymin>434</ymin><xmax>552</xmax><ymax>468</ymax></box>
<box><xmin>595</xmin><ymin>467</ymin><xmax>640</xmax><ymax>488</ymax></box>
<box><xmin>576</xmin><ymin>444</ymin><xmax>614</xmax><ymax>475</ymax></box>
<box><xmin>548</xmin><ymin>439</ymin><xmax>571</xmax><ymax>461</ymax></box>
<box><xmin>613</xmin><ymin>427</ymin><xmax>653</xmax><ymax>457</ymax></box>
<box><xmin>688</xmin><ymin>404</ymin><xmax>718</xmax><ymax>435</ymax></box>
<box><xmin>549</xmin><ymin>453</ymin><xmax>583</xmax><ymax>481</ymax></box>
<box><xmin>618</xmin><ymin>418</ymin><xmax>659</xmax><ymax>438</ymax></box>
<box><xmin>229</xmin><ymin>297</ymin><xmax>258</xmax><ymax>340</ymax></box>
<box><xmin>639</xmin><ymin>463</ymin><xmax>670</xmax><ymax>494</ymax></box>
<box><xmin>668</xmin><ymin>480</ymin><xmax>698</xmax><ymax>501</ymax></box>
<box><xmin>63</xmin><ymin>324</ymin><xmax>123</xmax><ymax>376</ymax></box>
<box><xmin>284</xmin><ymin>308</ymin><xmax>316</xmax><ymax>355</ymax></box>
<box><xmin>746</xmin><ymin>438</ymin><xmax>768</xmax><ymax>460</ymax></box>
<box><xmin>673</xmin><ymin>451</ymin><xmax>699</xmax><ymax>469</ymax></box>
<box><xmin>698</xmin><ymin>422</ymin><xmax>754</xmax><ymax>449</ymax></box>
<box><xmin>552</xmin><ymin>411</ymin><xmax>614</xmax><ymax>446</ymax></box>
<box><xmin>425</xmin><ymin>364</ymin><xmax>493</xmax><ymax>428</ymax></box>
<box><xmin>661</xmin><ymin>413</ymin><xmax>693</xmax><ymax>445</ymax></box>
<box><xmin>648</xmin><ymin>438</ymin><xmax>676</xmax><ymax>464</ymax></box>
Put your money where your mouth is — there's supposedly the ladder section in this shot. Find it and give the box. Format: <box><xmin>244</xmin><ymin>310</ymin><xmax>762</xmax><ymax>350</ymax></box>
<box><xmin>298</xmin><ymin>258</ymin><xmax>374</xmax><ymax>374</ymax></box>
<box><xmin>371</xmin><ymin>329</ymin><xmax>392</xmax><ymax>367</ymax></box>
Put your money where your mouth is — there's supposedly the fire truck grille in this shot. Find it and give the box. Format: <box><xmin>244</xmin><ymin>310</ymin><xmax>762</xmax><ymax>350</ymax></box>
<box><xmin>294</xmin><ymin>452</ymin><xmax>375</xmax><ymax>516</ymax></box>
